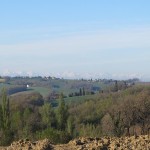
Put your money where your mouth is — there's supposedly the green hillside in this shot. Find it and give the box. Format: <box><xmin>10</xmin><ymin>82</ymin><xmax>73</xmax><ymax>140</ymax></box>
<box><xmin>0</xmin><ymin>78</ymin><xmax>6</xmax><ymax>83</ymax></box>
<box><xmin>28</xmin><ymin>87</ymin><xmax>50</xmax><ymax>97</ymax></box>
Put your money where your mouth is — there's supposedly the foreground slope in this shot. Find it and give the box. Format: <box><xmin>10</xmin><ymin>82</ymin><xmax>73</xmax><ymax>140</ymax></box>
<box><xmin>0</xmin><ymin>135</ymin><xmax>149</xmax><ymax>150</ymax></box>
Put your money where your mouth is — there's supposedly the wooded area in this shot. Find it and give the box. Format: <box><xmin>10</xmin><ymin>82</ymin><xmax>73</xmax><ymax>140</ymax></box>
<box><xmin>0</xmin><ymin>77</ymin><xmax>149</xmax><ymax>146</ymax></box>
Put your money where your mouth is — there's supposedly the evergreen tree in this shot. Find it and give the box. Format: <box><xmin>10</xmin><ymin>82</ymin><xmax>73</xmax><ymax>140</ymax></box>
<box><xmin>11</xmin><ymin>110</ymin><xmax>22</xmax><ymax>135</ymax></box>
<box><xmin>0</xmin><ymin>89</ymin><xmax>13</xmax><ymax>146</ymax></box>
<box><xmin>67</xmin><ymin>116</ymin><xmax>74</xmax><ymax>136</ymax></box>
<box><xmin>114</xmin><ymin>80</ymin><xmax>118</xmax><ymax>92</ymax></box>
<box><xmin>83</xmin><ymin>87</ymin><xmax>85</xmax><ymax>96</ymax></box>
<box><xmin>56</xmin><ymin>93</ymin><xmax>69</xmax><ymax>130</ymax></box>
<box><xmin>79</xmin><ymin>88</ymin><xmax>82</xmax><ymax>96</ymax></box>
<box><xmin>23</xmin><ymin>107</ymin><xmax>32</xmax><ymax>134</ymax></box>
<box><xmin>0</xmin><ymin>104</ymin><xmax>2</xmax><ymax>129</ymax></box>
<box><xmin>123</xmin><ymin>81</ymin><xmax>127</xmax><ymax>89</ymax></box>
<box><xmin>39</xmin><ymin>102</ymin><xmax>54</xmax><ymax>128</ymax></box>
<box><xmin>1</xmin><ymin>88</ymin><xmax>10</xmax><ymax>130</ymax></box>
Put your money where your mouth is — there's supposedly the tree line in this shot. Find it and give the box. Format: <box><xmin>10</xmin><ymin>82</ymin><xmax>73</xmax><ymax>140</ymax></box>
<box><xmin>69</xmin><ymin>85</ymin><xmax>150</xmax><ymax>137</ymax></box>
<box><xmin>0</xmin><ymin>84</ymin><xmax>149</xmax><ymax>146</ymax></box>
<box><xmin>0</xmin><ymin>90</ymin><xmax>72</xmax><ymax>146</ymax></box>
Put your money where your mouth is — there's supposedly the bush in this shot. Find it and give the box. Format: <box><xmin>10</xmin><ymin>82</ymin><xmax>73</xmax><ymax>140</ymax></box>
<box><xmin>0</xmin><ymin>130</ymin><xmax>13</xmax><ymax>146</ymax></box>
<box><xmin>36</xmin><ymin>128</ymin><xmax>71</xmax><ymax>144</ymax></box>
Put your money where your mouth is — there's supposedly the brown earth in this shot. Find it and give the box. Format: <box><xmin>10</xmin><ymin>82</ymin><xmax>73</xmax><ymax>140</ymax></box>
<box><xmin>0</xmin><ymin>135</ymin><xmax>149</xmax><ymax>150</ymax></box>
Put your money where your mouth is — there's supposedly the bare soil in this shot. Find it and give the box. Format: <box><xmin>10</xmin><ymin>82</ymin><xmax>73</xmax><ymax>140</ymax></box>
<box><xmin>0</xmin><ymin>135</ymin><xmax>149</xmax><ymax>150</ymax></box>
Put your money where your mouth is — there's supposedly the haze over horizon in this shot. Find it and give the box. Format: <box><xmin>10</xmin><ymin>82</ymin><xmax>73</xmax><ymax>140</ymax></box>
<box><xmin>0</xmin><ymin>1</ymin><xmax>150</xmax><ymax>81</ymax></box>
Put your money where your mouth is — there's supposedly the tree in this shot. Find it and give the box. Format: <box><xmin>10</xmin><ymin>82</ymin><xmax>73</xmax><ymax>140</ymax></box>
<box><xmin>1</xmin><ymin>88</ymin><xmax>10</xmax><ymax>130</ymax></box>
<box><xmin>83</xmin><ymin>87</ymin><xmax>85</xmax><ymax>96</ymax></box>
<box><xmin>39</xmin><ymin>102</ymin><xmax>55</xmax><ymax>128</ymax></box>
<box><xmin>11</xmin><ymin>110</ymin><xmax>23</xmax><ymax>138</ymax></box>
<box><xmin>101</xmin><ymin>113</ymin><xmax>114</xmax><ymax>136</ymax></box>
<box><xmin>0</xmin><ymin>104</ymin><xmax>2</xmax><ymax>129</ymax></box>
<box><xmin>56</xmin><ymin>93</ymin><xmax>69</xmax><ymax>130</ymax></box>
<box><xmin>67</xmin><ymin>116</ymin><xmax>74</xmax><ymax>136</ymax></box>
<box><xmin>109</xmin><ymin>107</ymin><xmax>124</xmax><ymax>137</ymax></box>
<box><xmin>79</xmin><ymin>88</ymin><xmax>82</xmax><ymax>96</ymax></box>
<box><xmin>0</xmin><ymin>88</ymin><xmax>13</xmax><ymax>146</ymax></box>
<box><xmin>114</xmin><ymin>80</ymin><xmax>118</xmax><ymax>92</ymax></box>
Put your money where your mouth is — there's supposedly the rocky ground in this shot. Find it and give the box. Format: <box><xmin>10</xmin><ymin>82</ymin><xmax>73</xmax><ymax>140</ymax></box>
<box><xmin>0</xmin><ymin>135</ymin><xmax>149</xmax><ymax>150</ymax></box>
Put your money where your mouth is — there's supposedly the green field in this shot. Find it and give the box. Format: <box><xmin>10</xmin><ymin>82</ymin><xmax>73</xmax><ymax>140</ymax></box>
<box><xmin>28</xmin><ymin>87</ymin><xmax>50</xmax><ymax>97</ymax></box>
<box><xmin>0</xmin><ymin>83</ymin><xmax>50</xmax><ymax>97</ymax></box>
<box><xmin>64</xmin><ymin>94</ymin><xmax>99</xmax><ymax>104</ymax></box>
<box><xmin>0</xmin><ymin>79</ymin><xmax>6</xmax><ymax>83</ymax></box>
<box><xmin>0</xmin><ymin>83</ymin><xmax>14</xmax><ymax>90</ymax></box>
<box><xmin>12</xmin><ymin>87</ymin><xmax>51</xmax><ymax>97</ymax></box>
<box><xmin>51</xmin><ymin>94</ymin><xmax>99</xmax><ymax>107</ymax></box>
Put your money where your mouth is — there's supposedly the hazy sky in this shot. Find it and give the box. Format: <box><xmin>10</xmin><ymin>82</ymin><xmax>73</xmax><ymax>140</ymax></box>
<box><xmin>0</xmin><ymin>0</ymin><xmax>150</xmax><ymax>80</ymax></box>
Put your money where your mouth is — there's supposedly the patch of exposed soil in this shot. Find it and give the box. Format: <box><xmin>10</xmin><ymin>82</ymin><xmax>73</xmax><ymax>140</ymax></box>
<box><xmin>0</xmin><ymin>135</ymin><xmax>149</xmax><ymax>150</ymax></box>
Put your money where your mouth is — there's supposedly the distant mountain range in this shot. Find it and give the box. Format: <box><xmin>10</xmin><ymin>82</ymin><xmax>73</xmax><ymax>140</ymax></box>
<box><xmin>0</xmin><ymin>70</ymin><xmax>149</xmax><ymax>81</ymax></box>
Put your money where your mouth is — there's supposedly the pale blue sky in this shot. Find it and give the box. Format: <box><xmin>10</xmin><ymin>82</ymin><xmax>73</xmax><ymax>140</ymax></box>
<box><xmin>0</xmin><ymin>0</ymin><xmax>150</xmax><ymax>80</ymax></box>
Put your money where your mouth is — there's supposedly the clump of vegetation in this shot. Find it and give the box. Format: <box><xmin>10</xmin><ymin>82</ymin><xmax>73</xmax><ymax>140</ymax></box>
<box><xmin>0</xmin><ymin>89</ymin><xmax>13</xmax><ymax>145</ymax></box>
<box><xmin>0</xmin><ymin>89</ymin><xmax>72</xmax><ymax>145</ymax></box>
<box><xmin>0</xmin><ymin>77</ymin><xmax>149</xmax><ymax>146</ymax></box>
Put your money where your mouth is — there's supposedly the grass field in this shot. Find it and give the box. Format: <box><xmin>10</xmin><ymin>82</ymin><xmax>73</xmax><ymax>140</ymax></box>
<box><xmin>28</xmin><ymin>87</ymin><xmax>50</xmax><ymax>97</ymax></box>
<box><xmin>0</xmin><ymin>79</ymin><xmax>6</xmax><ymax>83</ymax></box>
<box><xmin>0</xmin><ymin>83</ymin><xmax>14</xmax><ymax>91</ymax></box>
<box><xmin>12</xmin><ymin>87</ymin><xmax>51</xmax><ymax>97</ymax></box>
<box><xmin>0</xmin><ymin>83</ymin><xmax>50</xmax><ymax>97</ymax></box>
<box><xmin>51</xmin><ymin>94</ymin><xmax>99</xmax><ymax>108</ymax></box>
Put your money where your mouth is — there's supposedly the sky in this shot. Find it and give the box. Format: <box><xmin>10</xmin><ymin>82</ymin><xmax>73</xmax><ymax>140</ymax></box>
<box><xmin>0</xmin><ymin>0</ymin><xmax>150</xmax><ymax>80</ymax></box>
